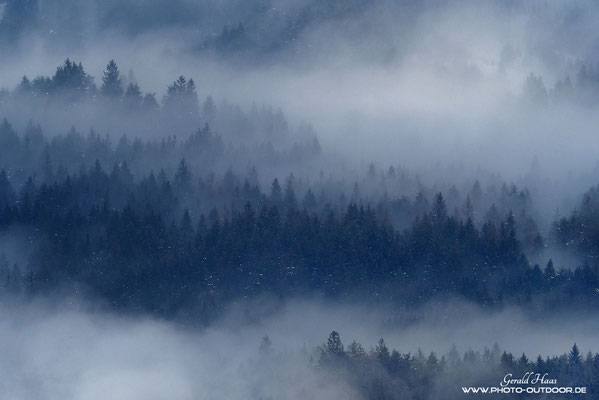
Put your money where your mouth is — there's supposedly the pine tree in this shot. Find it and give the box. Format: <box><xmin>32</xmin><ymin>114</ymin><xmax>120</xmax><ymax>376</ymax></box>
<box><xmin>124</xmin><ymin>83</ymin><xmax>142</xmax><ymax>109</ymax></box>
<box><xmin>163</xmin><ymin>76</ymin><xmax>199</xmax><ymax>118</ymax></box>
<box><xmin>544</xmin><ymin>259</ymin><xmax>556</xmax><ymax>279</ymax></box>
<box><xmin>16</xmin><ymin>76</ymin><xmax>32</xmax><ymax>96</ymax></box>
<box><xmin>284</xmin><ymin>174</ymin><xmax>297</xmax><ymax>210</ymax></box>
<box><xmin>142</xmin><ymin>93</ymin><xmax>159</xmax><ymax>111</ymax></box>
<box><xmin>52</xmin><ymin>59</ymin><xmax>95</xmax><ymax>99</ymax></box>
<box><xmin>326</xmin><ymin>331</ymin><xmax>344</xmax><ymax>356</ymax></box>
<box><xmin>175</xmin><ymin>159</ymin><xmax>192</xmax><ymax>192</ymax></box>
<box><xmin>164</xmin><ymin>76</ymin><xmax>187</xmax><ymax>107</ymax></box>
<box><xmin>375</xmin><ymin>338</ymin><xmax>391</xmax><ymax>365</ymax></box>
<box><xmin>432</xmin><ymin>192</ymin><xmax>447</xmax><ymax>223</ymax></box>
<box><xmin>518</xmin><ymin>353</ymin><xmax>529</xmax><ymax>369</ymax></box>
<box><xmin>348</xmin><ymin>341</ymin><xmax>366</xmax><ymax>359</ymax></box>
<box><xmin>501</xmin><ymin>351</ymin><xmax>515</xmax><ymax>369</ymax></box>
<box><xmin>462</xmin><ymin>195</ymin><xmax>474</xmax><ymax>220</ymax></box>
<box><xmin>569</xmin><ymin>344</ymin><xmax>582</xmax><ymax>365</ymax></box>
<box><xmin>427</xmin><ymin>352</ymin><xmax>440</xmax><ymax>373</ymax></box>
<box><xmin>100</xmin><ymin>60</ymin><xmax>123</xmax><ymax>98</ymax></box>
<box><xmin>270</xmin><ymin>178</ymin><xmax>282</xmax><ymax>204</ymax></box>
<box><xmin>180</xmin><ymin>209</ymin><xmax>193</xmax><ymax>239</ymax></box>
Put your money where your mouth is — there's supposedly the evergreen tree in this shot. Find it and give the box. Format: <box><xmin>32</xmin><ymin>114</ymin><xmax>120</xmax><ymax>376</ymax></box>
<box><xmin>569</xmin><ymin>344</ymin><xmax>582</xmax><ymax>365</ymax></box>
<box><xmin>124</xmin><ymin>83</ymin><xmax>143</xmax><ymax>109</ymax></box>
<box><xmin>432</xmin><ymin>192</ymin><xmax>447</xmax><ymax>223</ymax></box>
<box><xmin>375</xmin><ymin>338</ymin><xmax>391</xmax><ymax>365</ymax></box>
<box><xmin>16</xmin><ymin>76</ymin><xmax>33</xmax><ymax>96</ymax></box>
<box><xmin>326</xmin><ymin>331</ymin><xmax>344</xmax><ymax>355</ymax></box>
<box><xmin>348</xmin><ymin>341</ymin><xmax>366</xmax><ymax>359</ymax></box>
<box><xmin>52</xmin><ymin>59</ymin><xmax>95</xmax><ymax>99</ymax></box>
<box><xmin>270</xmin><ymin>178</ymin><xmax>282</xmax><ymax>204</ymax></box>
<box><xmin>142</xmin><ymin>93</ymin><xmax>159</xmax><ymax>111</ymax></box>
<box><xmin>100</xmin><ymin>60</ymin><xmax>124</xmax><ymax>98</ymax></box>
<box><xmin>175</xmin><ymin>159</ymin><xmax>192</xmax><ymax>192</ymax></box>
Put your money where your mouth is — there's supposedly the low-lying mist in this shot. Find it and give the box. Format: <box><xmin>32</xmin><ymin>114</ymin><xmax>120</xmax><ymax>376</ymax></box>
<box><xmin>0</xmin><ymin>296</ymin><xmax>596</xmax><ymax>399</ymax></box>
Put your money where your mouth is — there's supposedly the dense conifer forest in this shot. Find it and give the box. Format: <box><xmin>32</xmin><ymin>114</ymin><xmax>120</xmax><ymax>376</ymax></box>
<box><xmin>306</xmin><ymin>332</ymin><xmax>598</xmax><ymax>399</ymax></box>
<box><xmin>1</xmin><ymin>60</ymin><xmax>599</xmax><ymax>321</ymax></box>
<box><xmin>1</xmin><ymin>1</ymin><xmax>599</xmax><ymax>398</ymax></box>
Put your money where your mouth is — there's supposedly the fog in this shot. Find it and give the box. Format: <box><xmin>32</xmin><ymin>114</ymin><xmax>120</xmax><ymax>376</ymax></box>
<box><xmin>2</xmin><ymin>1</ymin><xmax>599</xmax><ymax>192</ymax></box>
<box><xmin>1</xmin><ymin>1</ymin><xmax>599</xmax><ymax>397</ymax></box>
<box><xmin>0</xmin><ymin>4</ymin><xmax>597</xmax><ymax>259</ymax></box>
<box><xmin>0</xmin><ymin>297</ymin><xmax>595</xmax><ymax>399</ymax></box>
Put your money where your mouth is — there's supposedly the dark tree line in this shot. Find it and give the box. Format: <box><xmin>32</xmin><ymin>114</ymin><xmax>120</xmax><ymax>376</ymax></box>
<box><xmin>0</xmin><ymin>154</ymin><xmax>597</xmax><ymax>319</ymax></box>
<box><xmin>309</xmin><ymin>331</ymin><xmax>598</xmax><ymax>400</ymax></box>
<box><xmin>524</xmin><ymin>63</ymin><xmax>599</xmax><ymax>107</ymax></box>
<box><xmin>0</xmin><ymin>59</ymin><xmax>597</xmax><ymax>321</ymax></box>
<box><xmin>0</xmin><ymin>117</ymin><xmax>537</xmax><ymax>234</ymax></box>
<box><xmin>0</xmin><ymin>58</ymin><xmax>314</xmax><ymax>173</ymax></box>
<box><xmin>13</xmin><ymin>58</ymin><xmax>197</xmax><ymax>115</ymax></box>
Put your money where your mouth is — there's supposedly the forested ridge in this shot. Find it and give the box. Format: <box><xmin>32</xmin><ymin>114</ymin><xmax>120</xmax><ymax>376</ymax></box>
<box><xmin>0</xmin><ymin>59</ymin><xmax>598</xmax><ymax>321</ymax></box>
<box><xmin>301</xmin><ymin>332</ymin><xmax>599</xmax><ymax>399</ymax></box>
<box><xmin>2</xmin><ymin>2</ymin><xmax>599</xmax><ymax>399</ymax></box>
<box><xmin>0</xmin><ymin>124</ymin><xmax>598</xmax><ymax>319</ymax></box>
<box><xmin>1</xmin><ymin>162</ymin><xmax>597</xmax><ymax>319</ymax></box>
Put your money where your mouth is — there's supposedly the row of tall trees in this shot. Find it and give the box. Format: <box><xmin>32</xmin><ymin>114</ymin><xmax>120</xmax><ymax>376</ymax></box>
<box><xmin>13</xmin><ymin>59</ymin><xmax>198</xmax><ymax>116</ymax></box>
<box><xmin>523</xmin><ymin>63</ymin><xmax>599</xmax><ymax>106</ymax></box>
<box><xmin>0</xmin><ymin>117</ymin><xmax>537</xmax><ymax>235</ymax></box>
<box><xmin>312</xmin><ymin>331</ymin><xmax>597</xmax><ymax>400</ymax></box>
<box><xmin>1</xmin><ymin>58</ymin><xmax>303</xmax><ymax>157</ymax></box>
<box><xmin>0</xmin><ymin>158</ymin><xmax>597</xmax><ymax>318</ymax></box>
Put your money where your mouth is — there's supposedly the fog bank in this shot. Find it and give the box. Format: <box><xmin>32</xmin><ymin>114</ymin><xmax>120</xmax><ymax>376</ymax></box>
<box><xmin>0</xmin><ymin>297</ymin><xmax>596</xmax><ymax>399</ymax></box>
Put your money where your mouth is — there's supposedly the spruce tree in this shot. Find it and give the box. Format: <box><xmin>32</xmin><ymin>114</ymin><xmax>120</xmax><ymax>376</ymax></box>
<box><xmin>100</xmin><ymin>60</ymin><xmax>123</xmax><ymax>98</ymax></box>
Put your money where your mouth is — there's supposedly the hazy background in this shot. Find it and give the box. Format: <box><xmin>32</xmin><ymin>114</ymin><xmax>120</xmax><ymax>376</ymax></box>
<box><xmin>2</xmin><ymin>1</ymin><xmax>599</xmax><ymax>203</ymax></box>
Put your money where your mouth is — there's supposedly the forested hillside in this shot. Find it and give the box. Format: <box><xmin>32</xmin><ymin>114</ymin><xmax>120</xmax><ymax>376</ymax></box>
<box><xmin>0</xmin><ymin>59</ymin><xmax>598</xmax><ymax>323</ymax></box>
<box><xmin>2</xmin><ymin>2</ymin><xmax>599</xmax><ymax>397</ymax></box>
<box><xmin>309</xmin><ymin>332</ymin><xmax>598</xmax><ymax>399</ymax></box>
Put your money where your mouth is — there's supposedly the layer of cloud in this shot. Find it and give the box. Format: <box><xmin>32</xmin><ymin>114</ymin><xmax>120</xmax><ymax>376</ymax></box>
<box><xmin>0</xmin><ymin>297</ymin><xmax>596</xmax><ymax>399</ymax></box>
